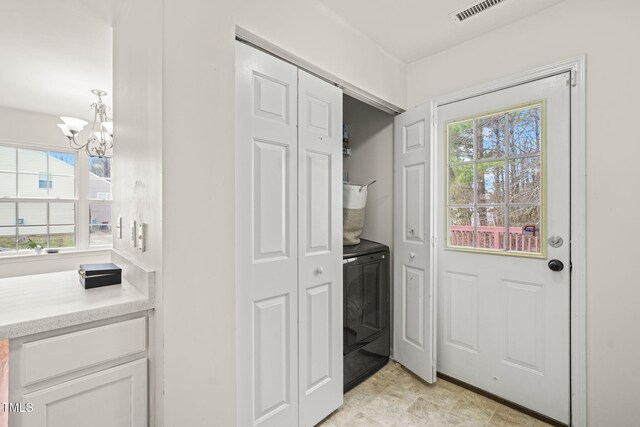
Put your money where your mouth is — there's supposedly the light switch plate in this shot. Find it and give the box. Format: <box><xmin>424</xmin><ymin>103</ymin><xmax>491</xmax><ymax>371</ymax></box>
<box><xmin>137</xmin><ymin>223</ymin><xmax>146</xmax><ymax>252</ymax></box>
<box><xmin>116</xmin><ymin>217</ymin><xmax>122</xmax><ymax>239</ymax></box>
<box><xmin>130</xmin><ymin>220</ymin><xmax>137</xmax><ymax>247</ymax></box>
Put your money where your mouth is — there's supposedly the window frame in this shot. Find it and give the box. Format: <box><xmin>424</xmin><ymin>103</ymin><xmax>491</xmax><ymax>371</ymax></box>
<box><xmin>0</xmin><ymin>140</ymin><xmax>112</xmax><ymax>256</ymax></box>
<box><xmin>444</xmin><ymin>100</ymin><xmax>548</xmax><ymax>258</ymax></box>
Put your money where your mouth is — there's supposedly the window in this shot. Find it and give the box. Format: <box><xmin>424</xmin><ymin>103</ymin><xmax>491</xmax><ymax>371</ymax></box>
<box><xmin>0</xmin><ymin>146</ymin><xmax>77</xmax><ymax>252</ymax></box>
<box><xmin>446</xmin><ymin>103</ymin><xmax>544</xmax><ymax>256</ymax></box>
<box><xmin>88</xmin><ymin>157</ymin><xmax>112</xmax><ymax>247</ymax></box>
<box><xmin>0</xmin><ymin>144</ymin><xmax>113</xmax><ymax>254</ymax></box>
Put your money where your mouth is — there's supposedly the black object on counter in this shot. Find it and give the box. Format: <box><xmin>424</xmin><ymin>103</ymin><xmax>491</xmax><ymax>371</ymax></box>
<box><xmin>79</xmin><ymin>263</ymin><xmax>122</xmax><ymax>289</ymax></box>
<box><xmin>343</xmin><ymin>239</ymin><xmax>390</xmax><ymax>392</ymax></box>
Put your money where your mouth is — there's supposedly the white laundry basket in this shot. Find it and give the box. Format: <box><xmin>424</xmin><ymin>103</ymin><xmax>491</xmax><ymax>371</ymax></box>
<box><xmin>343</xmin><ymin>180</ymin><xmax>375</xmax><ymax>245</ymax></box>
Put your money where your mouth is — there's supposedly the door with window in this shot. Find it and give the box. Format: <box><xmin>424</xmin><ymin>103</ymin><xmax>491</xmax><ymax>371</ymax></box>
<box><xmin>436</xmin><ymin>73</ymin><xmax>570</xmax><ymax>423</ymax></box>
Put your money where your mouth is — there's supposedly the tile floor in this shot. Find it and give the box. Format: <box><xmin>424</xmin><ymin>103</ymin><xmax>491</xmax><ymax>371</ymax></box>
<box><xmin>318</xmin><ymin>360</ymin><xmax>552</xmax><ymax>427</ymax></box>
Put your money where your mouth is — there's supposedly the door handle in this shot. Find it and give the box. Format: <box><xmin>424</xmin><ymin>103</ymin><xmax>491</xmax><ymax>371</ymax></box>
<box><xmin>316</xmin><ymin>266</ymin><xmax>324</xmax><ymax>275</ymax></box>
<box><xmin>548</xmin><ymin>259</ymin><xmax>564</xmax><ymax>272</ymax></box>
<box><xmin>409</xmin><ymin>252</ymin><xmax>415</xmax><ymax>260</ymax></box>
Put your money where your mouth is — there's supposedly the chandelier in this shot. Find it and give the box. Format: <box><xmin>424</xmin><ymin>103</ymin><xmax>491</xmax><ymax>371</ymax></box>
<box><xmin>57</xmin><ymin>89</ymin><xmax>113</xmax><ymax>158</ymax></box>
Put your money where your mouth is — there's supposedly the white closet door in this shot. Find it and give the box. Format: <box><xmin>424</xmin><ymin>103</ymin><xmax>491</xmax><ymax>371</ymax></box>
<box><xmin>393</xmin><ymin>103</ymin><xmax>435</xmax><ymax>383</ymax></box>
<box><xmin>236</xmin><ymin>42</ymin><xmax>299</xmax><ymax>427</ymax></box>
<box><xmin>297</xmin><ymin>70</ymin><xmax>343</xmax><ymax>427</ymax></box>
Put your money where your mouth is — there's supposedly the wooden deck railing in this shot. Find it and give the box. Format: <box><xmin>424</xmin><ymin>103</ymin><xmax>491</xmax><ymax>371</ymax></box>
<box><xmin>450</xmin><ymin>226</ymin><xmax>540</xmax><ymax>253</ymax></box>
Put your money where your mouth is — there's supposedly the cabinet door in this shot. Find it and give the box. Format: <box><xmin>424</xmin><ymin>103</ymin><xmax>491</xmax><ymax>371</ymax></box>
<box><xmin>235</xmin><ymin>42</ymin><xmax>299</xmax><ymax>427</ymax></box>
<box><xmin>21</xmin><ymin>359</ymin><xmax>146</xmax><ymax>427</ymax></box>
<box><xmin>297</xmin><ymin>69</ymin><xmax>343</xmax><ymax>427</ymax></box>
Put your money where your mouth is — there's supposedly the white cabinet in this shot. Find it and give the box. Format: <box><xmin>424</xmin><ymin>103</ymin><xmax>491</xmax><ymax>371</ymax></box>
<box><xmin>235</xmin><ymin>42</ymin><xmax>343</xmax><ymax>427</ymax></box>
<box><xmin>22</xmin><ymin>360</ymin><xmax>147</xmax><ymax>427</ymax></box>
<box><xmin>9</xmin><ymin>314</ymin><xmax>148</xmax><ymax>427</ymax></box>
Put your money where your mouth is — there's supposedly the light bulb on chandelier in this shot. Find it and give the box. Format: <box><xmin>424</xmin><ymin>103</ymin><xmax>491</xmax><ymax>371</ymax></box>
<box><xmin>57</xmin><ymin>89</ymin><xmax>113</xmax><ymax>158</ymax></box>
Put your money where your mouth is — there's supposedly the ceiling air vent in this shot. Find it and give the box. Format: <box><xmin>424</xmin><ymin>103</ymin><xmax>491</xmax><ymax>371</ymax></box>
<box><xmin>450</xmin><ymin>0</ymin><xmax>508</xmax><ymax>22</ymax></box>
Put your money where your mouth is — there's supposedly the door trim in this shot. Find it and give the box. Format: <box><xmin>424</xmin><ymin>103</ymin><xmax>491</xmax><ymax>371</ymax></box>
<box><xmin>430</xmin><ymin>56</ymin><xmax>587</xmax><ymax>427</ymax></box>
<box><xmin>235</xmin><ymin>26</ymin><xmax>404</xmax><ymax>115</ymax></box>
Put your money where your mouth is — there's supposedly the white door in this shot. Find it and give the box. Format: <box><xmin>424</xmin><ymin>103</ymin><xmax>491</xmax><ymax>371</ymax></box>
<box><xmin>436</xmin><ymin>73</ymin><xmax>570</xmax><ymax>423</ymax></box>
<box><xmin>236</xmin><ymin>42</ymin><xmax>299</xmax><ymax>427</ymax></box>
<box><xmin>393</xmin><ymin>103</ymin><xmax>435</xmax><ymax>383</ymax></box>
<box><xmin>297</xmin><ymin>70</ymin><xmax>343</xmax><ymax>427</ymax></box>
<box><xmin>21</xmin><ymin>359</ymin><xmax>147</xmax><ymax>427</ymax></box>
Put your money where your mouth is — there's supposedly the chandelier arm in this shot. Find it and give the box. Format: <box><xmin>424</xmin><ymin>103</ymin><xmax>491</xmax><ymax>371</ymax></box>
<box><xmin>61</xmin><ymin>90</ymin><xmax>113</xmax><ymax>157</ymax></box>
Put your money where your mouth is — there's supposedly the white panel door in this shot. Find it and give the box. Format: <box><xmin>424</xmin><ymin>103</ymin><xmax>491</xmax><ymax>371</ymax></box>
<box><xmin>236</xmin><ymin>42</ymin><xmax>299</xmax><ymax>427</ymax></box>
<box><xmin>393</xmin><ymin>103</ymin><xmax>435</xmax><ymax>383</ymax></box>
<box><xmin>21</xmin><ymin>359</ymin><xmax>147</xmax><ymax>427</ymax></box>
<box><xmin>436</xmin><ymin>73</ymin><xmax>570</xmax><ymax>423</ymax></box>
<box><xmin>297</xmin><ymin>70</ymin><xmax>343</xmax><ymax>427</ymax></box>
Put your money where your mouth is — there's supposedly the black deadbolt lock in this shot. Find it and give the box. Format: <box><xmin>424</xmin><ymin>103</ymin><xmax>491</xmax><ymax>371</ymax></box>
<box><xmin>548</xmin><ymin>259</ymin><xmax>564</xmax><ymax>272</ymax></box>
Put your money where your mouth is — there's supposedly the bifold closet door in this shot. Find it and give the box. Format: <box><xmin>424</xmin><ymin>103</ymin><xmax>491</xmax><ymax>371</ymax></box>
<box><xmin>393</xmin><ymin>103</ymin><xmax>435</xmax><ymax>383</ymax></box>
<box><xmin>297</xmin><ymin>70</ymin><xmax>343</xmax><ymax>427</ymax></box>
<box><xmin>236</xmin><ymin>42</ymin><xmax>299</xmax><ymax>427</ymax></box>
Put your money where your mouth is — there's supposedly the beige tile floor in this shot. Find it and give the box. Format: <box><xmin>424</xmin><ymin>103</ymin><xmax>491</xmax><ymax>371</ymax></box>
<box><xmin>318</xmin><ymin>360</ymin><xmax>552</xmax><ymax>427</ymax></box>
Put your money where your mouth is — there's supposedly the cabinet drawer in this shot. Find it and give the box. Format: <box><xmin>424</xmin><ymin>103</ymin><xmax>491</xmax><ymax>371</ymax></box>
<box><xmin>21</xmin><ymin>317</ymin><xmax>146</xmax><ymax>386</ymax></box>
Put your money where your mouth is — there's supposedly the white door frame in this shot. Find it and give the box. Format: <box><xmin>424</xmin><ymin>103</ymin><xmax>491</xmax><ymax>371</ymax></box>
<box><xmin>430</xmin><ymin>56</ymin><xmax>587</xmax><ymax>427</ymax></box>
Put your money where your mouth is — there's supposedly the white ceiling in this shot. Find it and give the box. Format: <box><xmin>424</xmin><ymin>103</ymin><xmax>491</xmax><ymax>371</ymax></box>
<box><xmin>0</xmin><ymin>0</ymin><xmax>113</xmax><ymax>121</ymax></box>
<box><xmin>320</xmin><ymin>0</ymin><xmax>566</xmax><ymax>63</ymax></box>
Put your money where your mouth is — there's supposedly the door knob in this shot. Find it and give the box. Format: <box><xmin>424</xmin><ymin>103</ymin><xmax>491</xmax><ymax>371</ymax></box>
<box><xmin>548</xmin><ymin>259</ymin><xmax>564</xmax><ymax>272</ymax></box>
<box><xmin>316</xmin><ymin>266</ymin><xmax>324</xmax><ymax>275</ymax></box>
<box><xmin>409</xmin><ymin>252</ymin><xmax>415</xmax><ymax>260</ymax></box>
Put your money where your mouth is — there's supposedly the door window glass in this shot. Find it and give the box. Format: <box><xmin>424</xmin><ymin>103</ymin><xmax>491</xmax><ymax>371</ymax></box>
<box><xmin>446</xmin><ymin>103</ymin><xmax>544</xmax><ymax>255</ymax></box>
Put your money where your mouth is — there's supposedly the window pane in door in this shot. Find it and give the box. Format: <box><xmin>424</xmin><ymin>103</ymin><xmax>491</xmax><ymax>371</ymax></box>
<box><xmin>476</xmin><ymin>114</ymin><xmax>505</xmax><ymax>159</ymax></box>
<box><xmin>449</xmin><ymin>207</ymin><xmax>475</xmax><ymax>248</ymax></box>
<box><xmin>448</xmin><ymin>120</ymin><xmax>474</xmax><ymax>162</ymax></box>
<box><xmin>509</xmin><ymin>157</ymin><xmax>541</xmax><ymax>204</ymax></box>
<box><xmin>509</xmin><ymin>106</ymin><xmax>542</xmax><ymax>155</ymax></box>
<box><xmin>477</xmin><ymin>206</ymin><xmax>505</xmax><ymax>250</ymax></box>
<box><xmin>446</xmin><ymin>102</ymin><xmax>545</xmax><ymax>257</ymax></box>
<box><xmin>477</xmin><ymin>161</ymin><xmax>505</xmax><ymax>204</ymax></box>
<box><xmin>508</xmin><ymin>206</ymin><xmax>542</xmax><ymax>254</ymax></box>
<box><xmin>449</xmin><ymin>164</ymin><xmax>474</xmax><ymax>205</ymax></box>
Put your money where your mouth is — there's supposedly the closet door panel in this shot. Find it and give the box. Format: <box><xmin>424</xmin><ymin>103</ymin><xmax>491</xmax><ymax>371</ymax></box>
<box><xmin>298</xmin><ymin>70</ymin><xmax>343</xmax><ymax>427</ymax></box>
<box><xmin>236</xmin><ymin>41</ymin><xmax>299</xmax><ymax>427</ymax></box>
<box><xmin>393</xmin><ymin>104</ymin><xmax>435</xmax><ymax>383</ymax></box>
<box><xmin>305</xmin><ymin>151</ymin><xmax>331</xmax><ymax>253</ymax></box>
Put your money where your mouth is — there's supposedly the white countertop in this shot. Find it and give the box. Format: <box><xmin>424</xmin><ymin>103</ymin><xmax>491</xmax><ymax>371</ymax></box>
<box><xmin>0</xmin><ymin>270</ymin><xmax>153</xmax><ymax>339</ymax></box>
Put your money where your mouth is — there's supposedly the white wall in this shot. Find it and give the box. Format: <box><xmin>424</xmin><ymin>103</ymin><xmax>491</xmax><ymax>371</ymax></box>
<box><xmin>407</xmin><ymin>1</ymin><xmax>640</xmax><ymax>425</ymax></box>
<box><xmin>343</xmin><ymin>95</ymin><xmax>395</xmax><ymax>248</ymax></box>
<box><xmin>111</xmin><ymin>0</ymin><xmax>406</xmax><ymax>425</ymax></box>
<box><xmin>0</xmin><ymin>106</ymin><xmax>69</xmax><ymax>149</ymax></box>
<box><xmin>112</xmin><ymin>0</ymin><xmax>163</xmax><ymax>425</ymax></box>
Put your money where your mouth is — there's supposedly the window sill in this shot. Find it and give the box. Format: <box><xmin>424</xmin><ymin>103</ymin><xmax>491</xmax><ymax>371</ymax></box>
<box><xmin>0</xmin><ymin>248</ymin><xmax>112</xmax><ymax>265</ymax></box>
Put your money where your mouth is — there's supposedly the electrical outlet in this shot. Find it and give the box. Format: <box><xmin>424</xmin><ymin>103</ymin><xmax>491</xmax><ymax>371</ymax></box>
<box><xmin>130</xmin><ymin>220</ymin><xmax>137</xmax><ymax>247</ymax></box>
<box><xmin>137</xmin><ymin>222</ymin><xmax>146</xmax><ymax>252</ymax></box>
